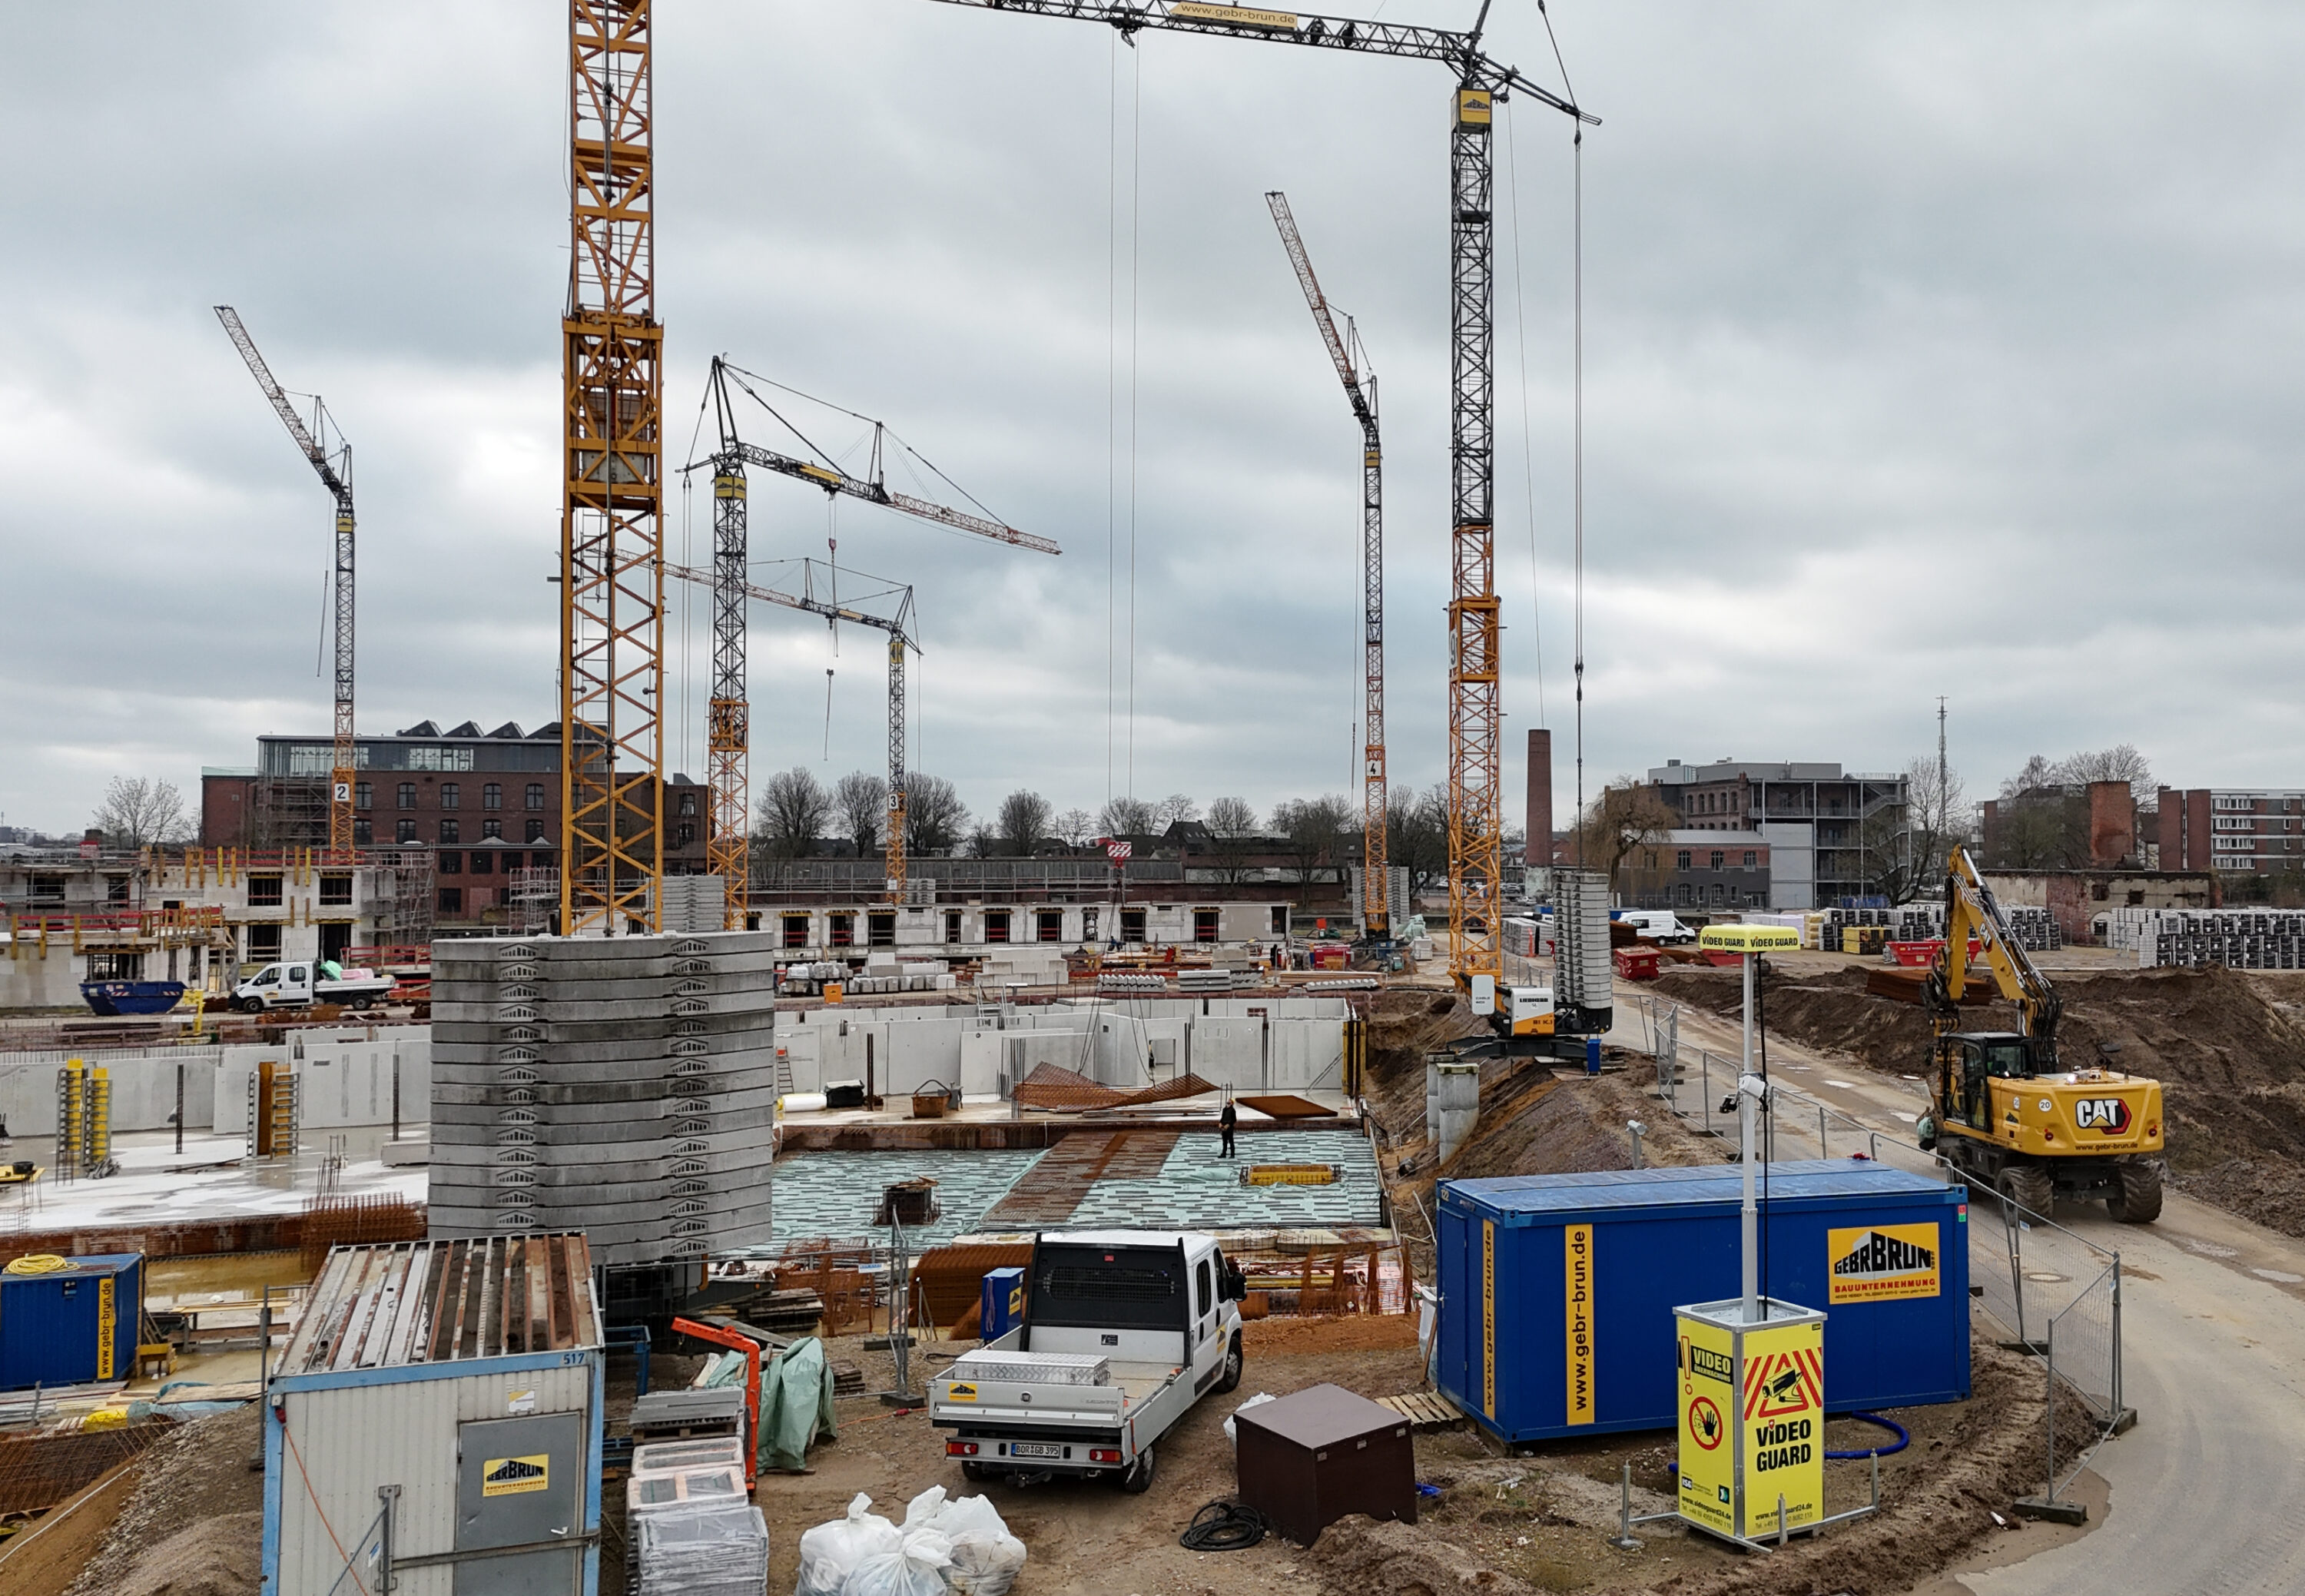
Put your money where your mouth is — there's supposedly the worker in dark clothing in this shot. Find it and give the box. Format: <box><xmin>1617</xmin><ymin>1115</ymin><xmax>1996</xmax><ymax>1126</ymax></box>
<box><xmin>1219</xmin><ymin>1097</ymin><xmax>1238</xmax><ymax>1159</ymax></box>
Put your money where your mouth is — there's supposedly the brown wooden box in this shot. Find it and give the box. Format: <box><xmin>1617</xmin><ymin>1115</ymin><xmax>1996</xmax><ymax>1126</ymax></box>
<box><xmin>1233</xmin><ymin>1382</ymin><xmax>1417</xmax><ymax>1547</ymax></box>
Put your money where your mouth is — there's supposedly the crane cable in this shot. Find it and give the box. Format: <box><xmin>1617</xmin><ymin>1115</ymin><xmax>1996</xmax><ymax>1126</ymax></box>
<box><xmin>1537</xmin><ymin>0</ymin><xmax>1586</xmax><ymax>833</ymax></box>
<box><xmin>1503</xmin><ymin>106</ymin><xmax>1543</xmax><ymax>731</ymax></box>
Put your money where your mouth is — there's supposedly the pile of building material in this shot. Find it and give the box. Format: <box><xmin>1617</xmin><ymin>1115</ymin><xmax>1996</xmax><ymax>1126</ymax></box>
<box><xmin>1176</xmin><ymin>967</ymin><xmax>1245</xmax><ymax>993</ymax></box>
<box><xmin>635</xmin><ymin>1495</ymin><xmax>770</xmax><ymax>1596</ymax></box>
<box><xmin>1854</xmin><ymin>902</ymin><xmax>2061</xmax><ymax>953</ymax></box>
<box><xmin>429</xmin><ymin>932</ymin><xmax>778</xmax><ymax>1263</ymax></box>
<box><xmin>2134</xmin><ymin>908</ymin><xmax>2305</xmax><ymax>970</ymax></box>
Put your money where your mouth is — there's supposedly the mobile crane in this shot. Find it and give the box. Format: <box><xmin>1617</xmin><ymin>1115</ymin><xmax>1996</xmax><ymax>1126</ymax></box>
<box><xmin>1916</xmin><ymin>847</ymin><xmax>2164</xmax><ymax>1222</ymax></box>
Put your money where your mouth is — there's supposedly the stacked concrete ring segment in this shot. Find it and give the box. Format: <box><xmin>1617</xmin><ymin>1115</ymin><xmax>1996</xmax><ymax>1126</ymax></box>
<box><xmin>429</xmin><ymin>932</ymin><xmax>777</xmax><ymax>1265</ymax></box>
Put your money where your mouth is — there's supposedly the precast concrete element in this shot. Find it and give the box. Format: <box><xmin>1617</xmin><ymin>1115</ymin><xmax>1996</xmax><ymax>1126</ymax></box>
<box><xmin>429</xmin><ymin>931</ymin><xmax>779</xmax><ymax>1265</ymax></box>
<box><xmin>1434</xmin><ymin>1060</ymin><xmax>1481</xmax><ymax>1165</ymax></box>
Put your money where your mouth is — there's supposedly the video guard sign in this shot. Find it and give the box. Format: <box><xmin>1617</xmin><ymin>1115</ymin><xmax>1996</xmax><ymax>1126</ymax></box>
<box><xmin>1675</xmin><ymin>1299</ymin><xmax>1827</xmax><ymax>1547</ymax></box>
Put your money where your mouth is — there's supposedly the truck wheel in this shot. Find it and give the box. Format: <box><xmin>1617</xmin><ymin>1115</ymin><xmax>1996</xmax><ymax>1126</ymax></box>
<box><xmin>2107</xmin><ymin>1161</ymin><xmax>2163</xmax><ymax>1224</ymax></box>
<box><xmin>1117</xmin><ymin>1442</ymin><xmax>1156</xmax><ymax>1495</ymax></box>
<box><xmin>1216</xmin><ymin>1334</ymin><xmax>1243</xmax><ymax>1395</ymax></box>
<box><xmin>237</xmin><ymin>997</ymin><xmax>263</xmax><ymax>1014</ymax></box>
<box><xmin>2002</xmin><ymin>1163</ymin><xmax>2055</xmax><ymax>1219</ymax></box>
<box><xmin>960</xmin><ymin>1460</ymin><xmax>993</xmax><ymax>1483</ymax></box>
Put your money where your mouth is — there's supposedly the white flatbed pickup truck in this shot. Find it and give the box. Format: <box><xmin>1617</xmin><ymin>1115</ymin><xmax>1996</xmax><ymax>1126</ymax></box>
<box><xmin>930</xmin><ymin>1229</ymin><xmax>1246</xmax><ymax>1492</ymax></box>
<box><xmin>232</xmin><ymin>961</ymin><xmax>397</xmax><ymax>1012</ymax></box>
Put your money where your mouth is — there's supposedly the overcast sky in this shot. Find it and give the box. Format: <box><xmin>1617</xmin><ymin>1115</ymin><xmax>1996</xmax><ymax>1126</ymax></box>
<box><xmin>7</xmin><ymin>2</ymin><xmax>2303</xmax><ymax>838</ymax></box>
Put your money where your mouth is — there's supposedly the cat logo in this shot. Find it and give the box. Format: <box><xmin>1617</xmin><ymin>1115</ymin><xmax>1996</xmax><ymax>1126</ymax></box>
<box><xmin>947</xmin><ymin>1382</ymin><xmax>978</xmax><ymax>1403</ymax></box>
<box><xmin>2074</xmin><ymin>1097</ymin><xmax>2132</xmax><ymax>1134</ymax></box>
<box><xmin>481</xmin><ymin>1455</ymin><xmax>550</xmax><ymax>1497</ymax></box>
<box><xmin>1827</xmin><ymin>1223</ymin><xmax>1941</xmax><ymax>1302</ymax></box>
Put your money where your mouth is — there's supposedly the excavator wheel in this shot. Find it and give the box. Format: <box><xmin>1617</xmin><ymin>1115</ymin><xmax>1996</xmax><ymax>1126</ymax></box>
<box><xmin>2001</xmin><ymin>1163</ymin><xmax>2055</xmax><ymax>1219</ymax></box>
<box><xmin>2106</xmin><ymin>1161</ymin><xmax>2163</xmax><ymax>1224</ymax></box>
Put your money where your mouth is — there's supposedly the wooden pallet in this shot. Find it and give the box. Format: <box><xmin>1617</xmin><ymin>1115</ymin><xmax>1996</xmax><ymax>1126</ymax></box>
<box><xmin>1378</xmin><ymin>1392</ymin><xmax>1465</xmax><ymax>1430</ymax></box>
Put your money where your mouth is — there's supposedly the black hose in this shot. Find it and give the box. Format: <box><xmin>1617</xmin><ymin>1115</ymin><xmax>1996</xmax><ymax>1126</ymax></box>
<box><xmin>1179</xmin><ymin>1499</ymin><xmax>1268</xmax><ymax>1551</ymax></box>
<box><xmin>1825</xmin><ymin>1411</ymin><xmax>1910</xmax><ymax>1458</ymax></box>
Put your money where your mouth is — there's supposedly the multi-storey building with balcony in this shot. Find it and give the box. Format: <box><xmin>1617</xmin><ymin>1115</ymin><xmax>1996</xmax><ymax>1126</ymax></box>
<box><xmin>1645</xmin><ymin>759</ymin><xmax>1909</xmax><ymax>910</ymax></box>
<box><xmin>2157</xmin><ymin>788</ymin><xmax>2305</xmax><ymax>875</ymax></box>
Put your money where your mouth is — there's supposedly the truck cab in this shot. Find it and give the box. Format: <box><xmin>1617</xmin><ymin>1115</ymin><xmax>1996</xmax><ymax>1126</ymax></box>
<box><xmin>233</xmin><ymin>961</ymin><xmax>394</xmax><ymax>1013</ymax></box>
<box><xmin>931</xmin><ymin>1230</ymin><xmax>1245</xmax><ymax>1491</ymax></box>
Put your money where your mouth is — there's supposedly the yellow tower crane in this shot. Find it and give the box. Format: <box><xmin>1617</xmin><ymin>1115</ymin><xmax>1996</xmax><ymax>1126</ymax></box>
<box><xmin>695</xmin><ymin>360</ymin><xmax>1058</xmax><ymax>925</ymax></box>
<box><xmin>561</xmin><ymin>0</ymin><xmax>664</xmax><ymax>935</ymax></box>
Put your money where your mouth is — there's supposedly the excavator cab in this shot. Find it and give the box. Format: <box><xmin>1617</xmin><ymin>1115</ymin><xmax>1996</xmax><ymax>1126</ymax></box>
<box><xmin>1941</xmin><ymin>1032</ymin><xmax>2031</xmax><ymax>1131</ymax></box>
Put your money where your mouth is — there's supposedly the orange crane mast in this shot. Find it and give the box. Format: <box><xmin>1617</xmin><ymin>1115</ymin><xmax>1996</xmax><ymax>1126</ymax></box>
<box><xmin>561</xmin><ymin>0</ymin><xmax>664</xmax><ymax>935</ymax></box>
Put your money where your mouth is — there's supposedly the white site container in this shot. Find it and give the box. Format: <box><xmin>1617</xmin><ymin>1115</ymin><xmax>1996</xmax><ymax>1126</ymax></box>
<box><xmin>262</xmin><ymin>1233</ymin><xmax>605</xmax><ymax>1596</ymax></box>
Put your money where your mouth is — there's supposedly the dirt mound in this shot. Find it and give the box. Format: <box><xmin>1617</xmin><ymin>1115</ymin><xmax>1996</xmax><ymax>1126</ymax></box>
<box><xmin>68</xmin><ymin>1405</ymin><xmax>262</xmax><ymax>1596</ymax></box>
<box><xmin>1654</xmin><ymin>961</ymin><xmax>2305</xmax><ymax>1238</ymax></box>
<box><xmin>1308</xmin><ymin>1514</ymin><xmax>1540</xmax><ymax>1595</ymax></box>
<box><xmin>1363</xmin><ymin>987</ymin><xmax>1479</xmax><ymax>1136</ymax></box>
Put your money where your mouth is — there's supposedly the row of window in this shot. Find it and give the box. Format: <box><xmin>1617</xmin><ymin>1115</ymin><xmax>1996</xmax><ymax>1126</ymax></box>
<box><xmin>357</xmin><ymin>781</ymin><xmax>549</xmax><ymax>812</ymax></box>
<box><xmin>356</xmin><ymin>818</ymin><xmax>549</xmax><ymax>845</ymax></box>
<box><xmin>1676</xmin><ymin>849</ymin><xmax>1761</xmax><ymax>871</ymax></box>
<box><xmin>437</xmin><ymin>850</ymin><xmax>555</xmax><ymax>876</ymax></box>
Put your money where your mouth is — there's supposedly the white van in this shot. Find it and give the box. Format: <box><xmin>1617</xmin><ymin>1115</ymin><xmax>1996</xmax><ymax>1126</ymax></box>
<box><xmin>1617</xmin><ymin>910</ymin><xmax>1696</xmax><ymax>945</ymax></box>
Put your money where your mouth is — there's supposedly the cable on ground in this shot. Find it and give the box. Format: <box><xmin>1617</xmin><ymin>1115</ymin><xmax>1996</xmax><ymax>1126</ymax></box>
<box><xmin>1179</xmin><ymin>1498</ymin><xmax>1268</xmax><ymax>1552</ymax></box>
<box><xmin>1825</xmin><ymin>1411</ymin><xmax>1910</xmax><ymax>1458</ymax></box>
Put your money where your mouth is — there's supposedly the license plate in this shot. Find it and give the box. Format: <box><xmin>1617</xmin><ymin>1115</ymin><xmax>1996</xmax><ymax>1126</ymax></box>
<box><xmin>1008</xmin><ymin>1442</ymin><xmax>1062</xmax><ymax>1459</ymax></box>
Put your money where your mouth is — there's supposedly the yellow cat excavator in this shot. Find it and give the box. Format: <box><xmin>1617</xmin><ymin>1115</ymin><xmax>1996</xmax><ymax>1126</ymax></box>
<box><xmin>1915</xmin><ymin>847</ymin><xmax>2164</xmax><ymax>1222</ymax></box>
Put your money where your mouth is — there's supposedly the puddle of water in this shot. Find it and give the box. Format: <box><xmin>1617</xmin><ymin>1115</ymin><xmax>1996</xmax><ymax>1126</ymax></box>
<box><xmin>2025</xmin><ymin>1272</ymin><xmax>2068</xmax><ymax>1283</ymax></box>
<box><xmin>1825</xmin><ymin>1080</ymin><xmax>1858</xmax><ymax>1090</ymax></box>
<box><xmin>2184</xmin><ymin>1238</ymin><xmax>2240</xmax><ymax>1259</ymax></box>
<box><xmin>1892</xmin><ymin>1111</ymin><xmax>1918</xmax><ymax>1123</ymax></box>
<box><xmin>2250</xmin><ymin>1268</ymin><xmax>2304</xmax><ymax>1285</ymax></box>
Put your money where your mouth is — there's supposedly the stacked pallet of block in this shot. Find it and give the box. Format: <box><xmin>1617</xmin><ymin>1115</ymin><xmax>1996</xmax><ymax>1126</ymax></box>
<box><xmin>2138</xmin><ymin>909</ymin><xmax>2305</xmax><ymax>970</ymax></box>
<box><xmin>429</xmin><ymin>931</ymin><xmax>778</xmax><ymax>1266</ymax></box>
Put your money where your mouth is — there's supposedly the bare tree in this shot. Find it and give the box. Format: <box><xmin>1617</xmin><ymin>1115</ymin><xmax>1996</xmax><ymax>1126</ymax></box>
<box><xmin>1273</xmin><ymin>794</ymin><xmax>1356</xmax><ymax>883</ymax></box>
<box><xmin>91</xmin><ymin>777</ymin><xmax>188</xmax><ymax>849</ymax></box>
<box><xmin>1098</xmin><ymin>795</ymin><xmax>1156</xmax><ymax>838</ymax></box>
<box><xmin>1053</xmin><ymin>808</ymin><xmax>1095</xmax><ymax>849</ymax></box>
<box><xmin>755</xmin><ymin>767</ymin><xmax>830</xmax><ymax>859</ymax></box>
<box><xmin>965</xmin><ymin>825</ymin><xmax>1000</xmax><ymax>859</ymax></box>
<box><xmin>1203</xmin><ymin>796</ymin><xmax>1261</xmax><ymax>884</ymax></box>
<box><xmin>1568</xmin><ymin>778</ymin><xmax>1679</xmax><ymax>891</ymax></box>
<box><xmin>996</xmin><ymin>790</ymin><xmax>1053</xmax><ymax>856</ymax></box>
<box><xmin>1153</xmin><ymin>793</ymin><xmax>1199</xmax><ymax>827</ymax></box>
<box><xmin>2057</xmin><ymin>744</ymin><xmax>2154</xmax><ymax>801</ymax></box>
<box><xmin>903</xmin><ymin>774</ymin><xmax>969</xmax><ymax>858</ymax></box>
<box><xmin>832</xmin><ymin>771</ymin><xmax>887</xmax><ymax>859</ymax></box>
<box><xmin>1207</xmin><ymin>796</ymin><xmax>1258</xmax><ymax>835</ymax></box>
<box><xmin>1385</xmin><ymin>785</ymin><xmax>1449</xmax><ymax>897</ymax></box>
<box><xmin>1859</xmin><ymin>756</ymin><xmax>1972</xmax><ymax>904</ymax></box>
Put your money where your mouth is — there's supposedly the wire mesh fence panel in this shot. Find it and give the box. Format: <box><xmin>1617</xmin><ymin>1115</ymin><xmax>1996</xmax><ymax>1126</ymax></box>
<box><xmin>1655</xmin><ymin>1007</ymin><xmax>1681</xmax><ymax>1100</ymax></box>
<box><xmin>1968</xmin><ymin>1190</ymin><xmax>2032</xmax><ymax>1348</ymax></box>
<box><xmin>2048</xmin><ymin>1259</ymin><xmax>2121</xmax><ymax>1435</ymax></box>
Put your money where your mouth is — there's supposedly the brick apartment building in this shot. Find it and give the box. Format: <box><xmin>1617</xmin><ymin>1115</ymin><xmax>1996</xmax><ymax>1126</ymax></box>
<box><xmin>202</xmin><ymin>720</ymin><xmax>708</xmax><ymax>934</ymax></box>
<box><xmin>1644</xmin><ymin>759</ymin><xmax>1907</xmax><ymax>910</ymax></box>
<box><xmin>2157</xmin><ymin>787</ymin><xmax>2305</xmax><ymax>875</ymax></box>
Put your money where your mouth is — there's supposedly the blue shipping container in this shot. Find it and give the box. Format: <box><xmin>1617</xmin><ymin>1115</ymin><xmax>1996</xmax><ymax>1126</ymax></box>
<box><xmin>0</xmin><ymin>1253</ymin><xmax>144</xmax><ymax>1391</ymax></box>
<box><xmin>980</xmin><ymin>1266</ymin><xmax>1026</xmax><ymax>1340</ymax></box>
<box><xmin>1436</xmin><ymin>1161</ymin><xmax>1969</xmax><ymax>1443</ymax></box>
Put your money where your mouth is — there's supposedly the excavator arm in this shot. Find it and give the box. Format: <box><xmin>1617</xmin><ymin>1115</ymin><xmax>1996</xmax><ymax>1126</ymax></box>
<box><xmin>1922</xmin><ymin>846</ymin><xmax>2061</xmax><ymax>1071</ymax></box>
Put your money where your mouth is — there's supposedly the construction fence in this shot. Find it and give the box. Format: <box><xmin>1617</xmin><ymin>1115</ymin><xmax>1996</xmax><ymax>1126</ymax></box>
<box><xmin>1636</xmin><ymin>997</ymin><xmax>2131</xmax><ymax>1510</ymax></box>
